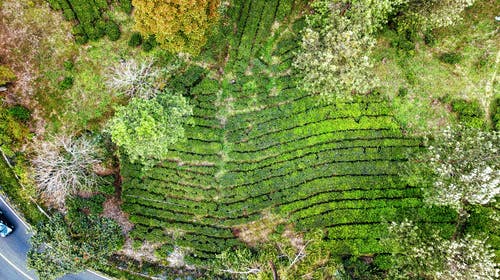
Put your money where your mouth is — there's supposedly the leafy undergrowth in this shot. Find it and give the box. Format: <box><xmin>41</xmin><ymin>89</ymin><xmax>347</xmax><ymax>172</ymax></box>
<box><xmin>373</xmin><ymin>0</ymin><xmax>499</xmax><ymax>134</ymax></box>
<box><xmin>120</xmin><ymin>0</ymin><xmax>457</xmax><ymax>269</ymax></box>
<box><xmin>0</xmin><ymin>0</ymin><xmax>143</xmax><ymax>135</ymax></box>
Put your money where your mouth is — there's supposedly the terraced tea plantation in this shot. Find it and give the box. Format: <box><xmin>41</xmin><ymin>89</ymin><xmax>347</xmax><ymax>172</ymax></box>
<box><xmin>121</xmin><ymin>0</ymin><xmax>457</xmax><ymax>264</ymax></box>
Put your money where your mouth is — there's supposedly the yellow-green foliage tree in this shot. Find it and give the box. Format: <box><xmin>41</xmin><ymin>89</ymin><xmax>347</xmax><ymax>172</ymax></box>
<box><xmin>131</xmin><ymin>0</ymin><xmax>220</xmax><ymax>55</ymax></box>
<box><xmin>0</xmin><ymin>65</ymin><xmax>16</xmax><ymax>86</ymax></box>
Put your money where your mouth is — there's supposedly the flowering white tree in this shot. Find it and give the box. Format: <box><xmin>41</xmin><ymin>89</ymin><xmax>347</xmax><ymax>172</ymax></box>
<box><xmin>294</xmin><ymin>18</ymin><xmax>376</xmax><ymax>102</ymax></box>
<box><xmin>398</xmin><ymin>0</ymin><xmax>476</xmax><ymax>32</ymax></box>
<box><xmin>414</xmin><ymin>126</ymin><xmax>500</xmax><ymax>219</ymax></box>
<box><xmin>31</xmin><ymin>136</ymin><xmax>101</xmax><ymax>207</ymax></box>
<box><xmin>387</xmin><ymin>220</ymin><xmax>499</xmax><ymax>280</ymax></box>
<box><xmin>105</xmin><ymin>59</ymin><xmax>161</xmax><ymax>99</ymax></box>
<box><xmin>293</xmin><ymin>0</ymin><xmax>405</xmax><ymax>102</ymax></box>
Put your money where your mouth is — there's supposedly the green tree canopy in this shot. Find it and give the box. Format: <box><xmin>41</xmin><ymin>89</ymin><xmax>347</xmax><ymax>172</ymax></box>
<box><xmin>107</xmin><ymin>91</ymin><xmax>193</xmax><ymax>165</ymax></box>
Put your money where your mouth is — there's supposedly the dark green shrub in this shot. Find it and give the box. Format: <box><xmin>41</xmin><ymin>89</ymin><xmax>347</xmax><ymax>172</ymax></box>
<box><xmin>99</xmin><ymin>183</ymin><xmax>115</xmax><ymax>195</ymax></box>
<box><xmin>92</xmin><ymin>20</ymin><xmax>107</xmax><ymax>40</ymax></box>
<box><xmin>142</xmin><ymin>35</ymin><xmax>157</xmax><ymax>52</ymax></box>
<box><xmin>142</xmin><ymin>41</ymin><xmax>153</xmax><ymax>52</ymax></box>
<box><xmin>341</xmin><ymin>256</ymin><xmax>385</xmax><ymax>280</ymax></box>
<box><xmin>46</xmin><ymin>0</ymin><xmax>61</xmax><ymax>10</ymax></box>
<box><xmin>59</xmin><ymin>76</ymin><xmax>74</xmax><ymax>90</ymax></box>
<box><xmin>451</xmin><ymin>99</ymin><xmax>484</xmax><ymax>128</ymax></box>
<box><xmin>72</xmin><ymin>25</ymin><xmax>88</xmax><ymax>45</ymax></box>
<box><xmin>452</xmin><ymin>99</ymin><xmax>483</xmax><ymax>117</ymax></box>
<box><xmin>75</xmin><ymin>35</ymin><xmax>89</xmax><ymax>45</ymax></box>
<box><xmin>61</xmin><ymin>4</ymin><xmax>76</xmax><ymax>20</ymax></box>
<box><xmin>397</xmin><ymin>87</ymin><xmax>408</xmax><ymax>97</ymax></box>
<box><xmin>170</xmin><ymin>65</ymin><xmax>206</xmax><ymax>93</ymax></box>
<box><xmin>71</xmin><ymin>24</ymin><xmax>84</xmax><ymax>36</ymax></box>
<box><xmin>94</xmin><ymin>0</ymin><xmax>108</xmax><ymax>10</ymax></box>
<box><xmin>106</xmin><ymin>20</ymin><xmax>121</xmax><ymax>41</ymax></box>
<box><xmin>119</xmin><ymin>0</ymin><xmax>133</xmax><ymax>14</ymax></box>
<box><xmin>423</xmin><ymin>30</ymin><xmax>436</xmax><ymax>46</ymax></box>
<box><xmin>391</xmin><ymin>31</ymin><xmax>415</xmax><ymax>52</ymax></box>
<box><xmin>128</xmin><ymin>32</ymin><xmax>143</xmax><ymax>47</ymax></box>
<box><xmin>439</xmin><ymin>52</ymin><xmax>463</xmax><ymax>64</ymax></box>
<box><xmin>8</xmin><ymin>105</ymin><xmax>31</xmax><ymax>122</ymax></box>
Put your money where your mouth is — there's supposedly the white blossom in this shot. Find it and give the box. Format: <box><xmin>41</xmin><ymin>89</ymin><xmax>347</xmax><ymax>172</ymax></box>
<box><xmin>422</xmin><ymin>126</ymin><xmax>500</xmax><ymax>214</ymax></box>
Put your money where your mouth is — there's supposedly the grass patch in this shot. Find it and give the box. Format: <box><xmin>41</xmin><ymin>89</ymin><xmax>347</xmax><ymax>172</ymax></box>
<box><xmin>372</xmin><ymin>0</ymin><xmax>499</xmax><ymax>134</ymax></box>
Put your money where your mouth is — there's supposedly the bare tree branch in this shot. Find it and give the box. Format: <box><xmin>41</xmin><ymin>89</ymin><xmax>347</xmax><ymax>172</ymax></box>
<box><xmin>105</xmin><ymin>59</ymin><xmax>161</xmax><ymax>99</ymax></box>
<box><xmin>31</xmin><ymin>135</ymin><xmax>101</xmax><ymax>208</ymax></box>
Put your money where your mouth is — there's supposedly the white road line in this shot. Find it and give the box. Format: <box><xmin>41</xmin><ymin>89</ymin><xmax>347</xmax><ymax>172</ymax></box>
<box><xmin>0</xmin><ymin>195</ymin><xmax>31</xmax><ymax>231</ymax></box>
<box><xmin>86</xmin><ymin>269</ymin><xmax>114</xmax><ymax>280</ymax></box>
<box><xmin>0</xmin><ymin>251</ymin><xmax>35</xmax><ymax>280</ymax></box>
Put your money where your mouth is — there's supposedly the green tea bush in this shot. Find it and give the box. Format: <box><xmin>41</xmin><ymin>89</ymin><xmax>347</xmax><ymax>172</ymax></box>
<box><xmin>391</xmin><ymin>35</ymin><xmax>415</xmax><ymax>52</ymax></box>
<box><xmin>119</xmin><ymin>0</ymin><xmax>133</xmax><ymax>14</ymax></box>
<box><xmin>439</xmin><ymin>52</ymin><xmax>463</xmax><ymax>64</ymax></box>
<box><xmin>128</xmin><ymin>32</ymin><xmax>143</xmax><ymax>47</ymax></box>
<box><xmin>8</xmin><ymin>105</ymin><xmax>31</xmax><ymax>122</ymax></box>
<box><xmin>106</xmin><ymin>20</ymin><xmax>121</xmax><ymax>41</ymax></box>
<box><xmin>141</xmin><ymin>35</ymin><xmax>157</xmax><ymax>52</ymax></box>
<box><xmin>59</xmin><ymin>76</ymin><xmax>74</xmax><ymax>90</ymax></box>
<box><xmin>47</xmin><ymin>0</ymin><xmax>126</xmax><ymax>44</ymax></box>
<box><xmin>99</xmin><ymin>182</ymin><xmax>116</xmax><ymax>195</ymax></box>
<box><xmin>423</xmin><ymin>30</ymin><xmax>436</xmax><ymax>46</ymax></box>
<box><xmin>451</xmin><ymin>99</ymin><xmax>484</xmax><ymax>128</ymax></box>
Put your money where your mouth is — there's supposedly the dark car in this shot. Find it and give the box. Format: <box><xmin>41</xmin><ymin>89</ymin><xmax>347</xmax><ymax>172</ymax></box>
<box><xmin>0</xmin><ymin>210</ymin><xmax>13</xmax><ymax>237</ymax></box>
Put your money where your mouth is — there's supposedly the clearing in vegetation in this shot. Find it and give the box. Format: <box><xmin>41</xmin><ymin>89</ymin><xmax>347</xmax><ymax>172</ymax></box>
<box><xmin>120</xmin><ymin>0</ymin><xmax>458</xmax><ymax>265</ymax></box>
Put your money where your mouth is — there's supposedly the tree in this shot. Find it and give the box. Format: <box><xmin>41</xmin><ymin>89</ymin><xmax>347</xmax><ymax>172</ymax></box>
<box><xmin>397</xmin><ymin>0</ymin><xmax>475</xmax><ymax>33</ymax></box>
<box><xmin>293</xmin><ymin>0</ymin><xmax>404</xmax><ymax>102</ymax></box>
<box><xmin>105</xmin><ymin>59</ymin><xmax>161</xmax><ymax>99</ymax></box>
<box><xmin>386</xmin><ymin>220</ymin><xmax>499</xmax><ymax>280</ymax></box>
<box><xmin>27</xmin><ymin>212</ymin><xmax>124</xmax><ymax>280</ymax></box>
<box><xmin>31</xmin><ymin>136</ymin><xmax>102</xmax><ymax>208</ymax></box>
<box><xmin>27</xmin><ymin>214</ymin><xmax>83</xmax><ymax>280</ymax></box>
<box><xmin>406</xmin><ymin>126</ymin><xmax>500</xmax><ymax>223</ymax></box>
<box><xmin>131</xmin><ymin>0</ymin><xmax>220</xmax><ymax>55</ymax></box>
<box><xmin>107</xmin><ymin>91</ymin><xmax>193</xmax><ymax>165</ymax></box>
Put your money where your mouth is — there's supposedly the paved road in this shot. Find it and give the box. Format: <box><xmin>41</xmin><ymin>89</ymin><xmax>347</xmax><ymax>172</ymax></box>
<box><xmin>0</xmin><ymin>195</ymin><xmax>112</xmax><ymax>280</ymax></box>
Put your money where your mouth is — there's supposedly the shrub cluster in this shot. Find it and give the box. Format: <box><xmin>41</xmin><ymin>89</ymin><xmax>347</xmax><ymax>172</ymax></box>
<box><xmin>47</xmin><ymin>0</ymin><xmax>131</xmax><ymax>43</ymax></box>
<box><xmin>451</xmin><ymin>99</ymin><xmax>485</xmax><ymax>128</ymax></box>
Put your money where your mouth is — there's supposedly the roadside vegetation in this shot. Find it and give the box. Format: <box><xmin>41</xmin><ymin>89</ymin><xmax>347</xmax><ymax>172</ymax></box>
<box><xmin>0</xmin><ymin>0</ymin><xmax>498</xmax><ymax>279</ymax></box>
